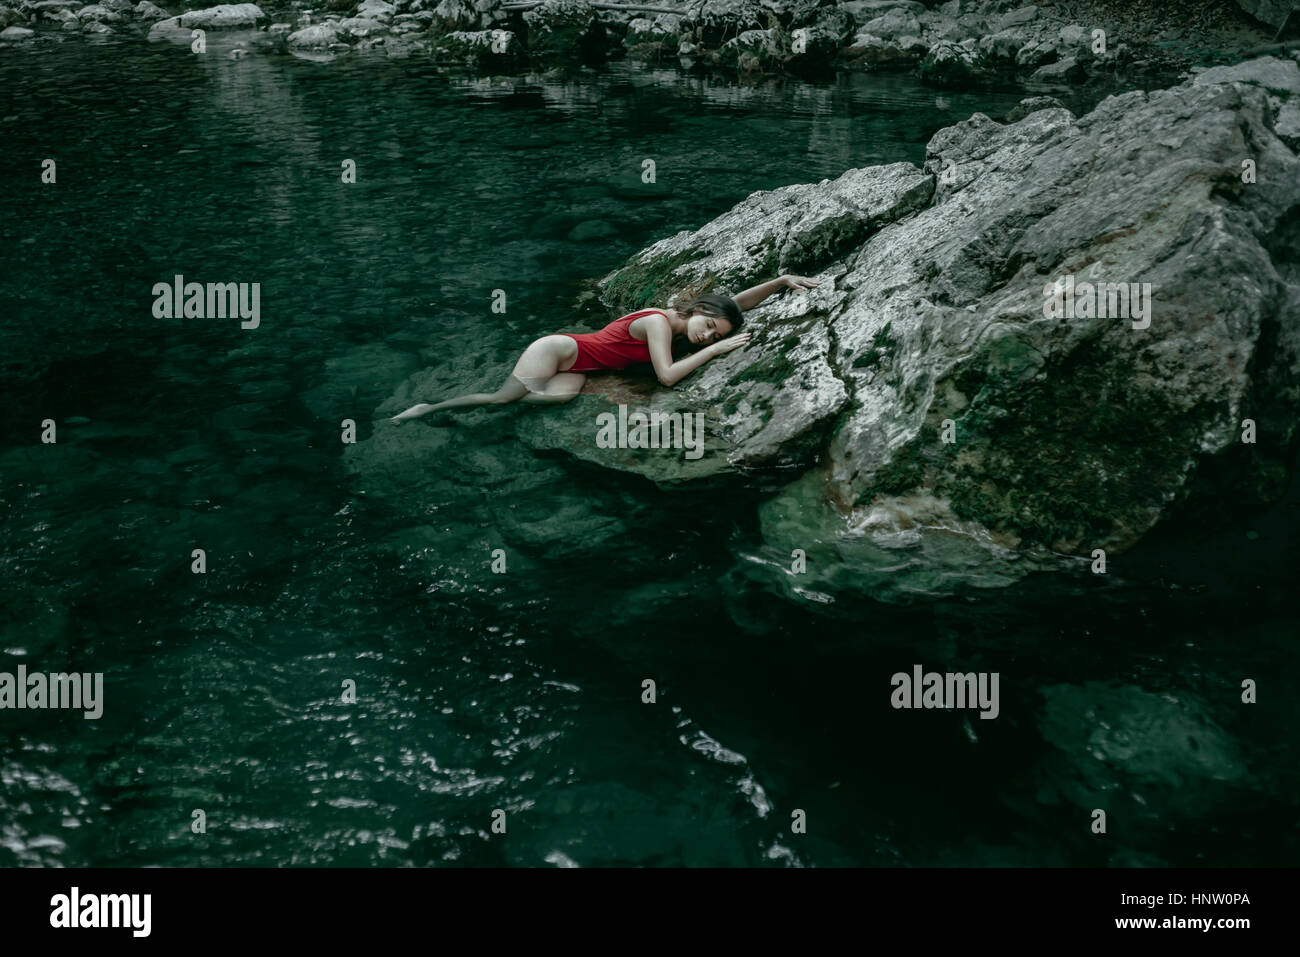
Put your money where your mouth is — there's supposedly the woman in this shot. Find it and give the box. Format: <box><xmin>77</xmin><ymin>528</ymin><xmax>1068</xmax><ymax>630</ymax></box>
<box><xmin>390</xmin><ymin>273</ymin><xmax>820</xmax><ymax>424</ymax></box>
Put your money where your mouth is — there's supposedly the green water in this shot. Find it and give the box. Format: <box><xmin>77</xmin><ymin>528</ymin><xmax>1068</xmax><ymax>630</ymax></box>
<box><xmin>1</xmin><ymin>38</ymin><xmax>1297</xmax><ymax>867</ymax></box>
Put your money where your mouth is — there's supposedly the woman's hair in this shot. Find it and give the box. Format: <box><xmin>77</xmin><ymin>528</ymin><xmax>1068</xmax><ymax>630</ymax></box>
<box><xmin>674</xmin><ymin>293</ymin><xmax>743</xmax><ymax>334</ymax></box>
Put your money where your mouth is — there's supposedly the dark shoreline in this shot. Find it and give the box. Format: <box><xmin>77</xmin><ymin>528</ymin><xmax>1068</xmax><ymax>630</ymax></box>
<box><xmin>2</xmin><ymin>0</ymin><xmax>1294</xmax><ymax>92</ymax></box>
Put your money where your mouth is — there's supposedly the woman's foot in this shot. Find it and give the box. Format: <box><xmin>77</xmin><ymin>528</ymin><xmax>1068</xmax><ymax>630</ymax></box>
<box><xmin>390</xmin><ymin>403</ymin><xmax>435</xmax><ymax>425</ymax></box>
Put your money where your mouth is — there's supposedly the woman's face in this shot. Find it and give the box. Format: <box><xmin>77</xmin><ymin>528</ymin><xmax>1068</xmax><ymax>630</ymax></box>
<box><xmin>685</xmin><ymin>312</ymin><xmax>733</xmax><ymax>345</ymax></box>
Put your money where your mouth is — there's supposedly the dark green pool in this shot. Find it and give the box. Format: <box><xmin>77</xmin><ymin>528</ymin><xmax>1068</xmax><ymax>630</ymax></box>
<box><xmin>1</xmin><ymin>35</ymin><xmax>1296</xmax><ymax>867</ymax></box>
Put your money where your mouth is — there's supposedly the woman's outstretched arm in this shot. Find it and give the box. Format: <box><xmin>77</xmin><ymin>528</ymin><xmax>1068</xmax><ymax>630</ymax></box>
<box><xmin>644</xmin><ymin>313</ymin><xmax>749</xmax><ymax>387</ymax></box>
<box><xmin>732</xmin><ymin>274</ymin><xmax>820</xmax><ymax>311</ymax></box>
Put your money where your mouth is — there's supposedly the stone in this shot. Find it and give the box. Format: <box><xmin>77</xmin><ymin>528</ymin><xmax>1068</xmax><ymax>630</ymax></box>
<box><xmin>996</xmin><ymin>4</ymin><xmax>1036</xmax><ymax>30</ymax></box>
<box><xmin>583</xmin><ymin>59</ymin><xmax>1300</xmax><ymax>560</ymax></box>
<box><xmin>1029</xmin><ymin>55</ymin><xmax>1084</xmax><ymax>82</ymax></box>
<box><xmin>287</xmin><ymin>22</ymin><xmax>340</xmax><ymax>46</ymax></box>
<box><xmin>859</xmin><ymin>8</ymin><xmax>919</xmax><ymax>40</ymax></box>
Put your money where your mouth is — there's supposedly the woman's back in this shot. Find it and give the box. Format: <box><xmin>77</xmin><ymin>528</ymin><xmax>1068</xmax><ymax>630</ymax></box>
<box><xmin>563</xmin><ymin>310</ymin><xmax>662</xmax><ymax>372</ymax></box>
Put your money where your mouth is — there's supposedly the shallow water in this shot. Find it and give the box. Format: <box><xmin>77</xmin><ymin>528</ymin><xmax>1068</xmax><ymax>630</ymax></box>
<box><xmin>1</xmin><ymin>37</ymin><xmax>1296</xmax><ymax>867</ymax></box>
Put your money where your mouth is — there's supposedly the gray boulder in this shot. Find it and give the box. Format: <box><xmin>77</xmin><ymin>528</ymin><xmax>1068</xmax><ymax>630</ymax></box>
<box><xmin>596</xmin><ymin>162</ymin><xmax>933</xmax><ymax>474</ymax></box>
<box><xmin>995</xmin><ymin>4</ymin><xmax>1036</xmax><ymax>30</ymax></box>
<box><xmin>431</xmin><ymin>28</ymin><xmax>521</xmax><ymax>65</ymax></box>
<box><xmin>859</xmin><ymin>7</ymin><xmax>919</xmax><ymax>40</ymax></box>
<box><xmin>286</xmin><ymin>22</ymin><xmax>341</xmax><ymax>47</ymax></box>
<box><xmin>135</xmin><ymin>0</ymin><xmax>167</xmax><ymax>18</ymax></box>
<box><xmin>148</xmin><ymin>1</ymin><xmax>263</xmax><ymax>37</ymax></box>
<box><xmin>587</xmin><ymin>58</ymin><xmax>1300</xmax><ymax>560</ymax></box>
<box><xmin>1004</xmin><ymin>94</ymin><xmax>1066</xmax><ymax>123</ymax></box>
<box><xmin>1029</xmin><ymin>55</ymin><xmax>1084</xmax><ymax>82</ymax></box>
<box><xmin>77</xmin><ymin>4</ymin><xmax>123</xmax><ymax>20</ymax></box>
<box><xmin>680</xmin><ymin>0</ymin><xmax>767</xmax><ymax>48</ymax></box>
<box><xmin>356</xmin><ymin>0</ymin><xmax>394</xmax><ymax>21</ymax></box>
<box><xmin>430</xmin><ymin>0</ymin><xmax>501</xmax><ymax>31</ymax></box>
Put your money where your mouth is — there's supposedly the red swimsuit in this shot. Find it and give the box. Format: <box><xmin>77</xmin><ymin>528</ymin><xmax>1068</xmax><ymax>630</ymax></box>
<box><xmin>563</xmin><ymin>310</ymin><xmax>661</xmax><ymax>373</ymax></box>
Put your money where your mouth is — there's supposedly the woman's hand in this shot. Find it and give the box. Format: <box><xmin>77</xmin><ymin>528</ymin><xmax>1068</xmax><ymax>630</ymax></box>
<box><xmin>709</xmin><ymin>333</ymin><xmax>751</xmax><ymax>356</ymax></box>
<box><xmin>781</xmin><ymin>274</ymin><xmax>820</xmax><ymax>291</ymax></box>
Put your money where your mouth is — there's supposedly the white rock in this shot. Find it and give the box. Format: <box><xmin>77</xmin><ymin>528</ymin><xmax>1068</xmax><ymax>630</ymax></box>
<box><xmin>356</xmin><ymin>0</ymin><xmax>394</xmax><ymax>21</ymax></box>
<box><xmin>287</xmin><ymin>22</ymin><xmax>340</xmax><ymax>47</ymax></box>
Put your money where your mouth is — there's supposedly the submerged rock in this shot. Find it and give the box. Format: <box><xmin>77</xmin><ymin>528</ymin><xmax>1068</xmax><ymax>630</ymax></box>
<box><xmin>1037</xmin><ymin>681</ymin><xmax>1250</xmax><ymax>819</ymax></box>
<box><xmin>590</xmin><ymin>58</ymin><xmax>1300</xmax><ymax>561</ymax></box>
<box><xmin>740</xmin><ymin>465</ymin><xmax>1074</xmax><ymax>606</ymax></box>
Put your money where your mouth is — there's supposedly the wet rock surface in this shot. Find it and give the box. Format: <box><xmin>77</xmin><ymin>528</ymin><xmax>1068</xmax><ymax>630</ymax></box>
<box><xmin>580</xmin><ymin>58</ymin><xmax>1300</xmax><ymax>565</ymax></box>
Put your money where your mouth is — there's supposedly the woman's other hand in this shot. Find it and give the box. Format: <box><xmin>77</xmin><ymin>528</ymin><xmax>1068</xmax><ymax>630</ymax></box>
<box><xmin>710</xmin><ymin>332</ymin><xmax>751</xmax><ymax>356</ymax></box>
<box><xmin>781</xmin><ymin>274</ymin><xmax>820</xmax><ymax>291</ymax></box>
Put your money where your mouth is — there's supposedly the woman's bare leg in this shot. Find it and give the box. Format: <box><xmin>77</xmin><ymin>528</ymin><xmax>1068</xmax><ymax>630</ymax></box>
<box><xmin>389</xmin><ymin>376</ymin><xmax>526</xmax><ymax>423</ymax></box>
<box><xmin>390</xmin><ymin>336</ymin><xmax>578</xmax><ymax>423</ymax></box>
<box><xmin>519</xmin><ymin>371</ymin><xmax>585</xmax><ymax>404</ymax></box>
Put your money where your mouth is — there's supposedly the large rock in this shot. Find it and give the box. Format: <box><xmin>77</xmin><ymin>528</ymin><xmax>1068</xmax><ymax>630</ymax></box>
<box><xmin>919</xmin><ymin>37</ymin><xmax>988</xmax><ymax>86</ymax></box>
<box><xmin>596</xmin><ymin>161</ymin><xmax>933</xmax><ymax>472</ymax></box>
<box><xmin>77</xmin><ymin>4</ymin><xmax>123</xmax><ymax>21</ymax></box>
<box><xmin>859</xmin><ymin>8</ymin><xmax>919</xmax><ymax>41</ymax></box>
<box><xmin>173</xmin><ymin>2</ymin><xmax>261</xmax><ymax>27</ymax></box>
<box><xmin>429</xmin><ymin>0</ymin><xmax>502</xmax><ymax>31</ymax></box>
<box><xmin>134</xmin><ymin>2</ymin><xmax>170</xmax><ymax>22</ymax></box>
<box><xmin>287</xmin><ymin>22</ymin><xmax>341</xmax><ymax>47</ymax></box>
<box><xmin>431</xmin><ymin>28</ymin><xmax>522</xmax><ymax>67</ymax></box>
<box><xmin>622</xmin><ymin>13</ymin><xmax>680</xmax><ymax>49</ymax></box>
<box><xmin>679</xmin><ymin>0</ymin><xmax>768</xmax><ymax>50</ymax></box>
<box><xmin>356</xmin><ymin>0</ymin><xmax>394</xmax><ymax>21</ymax></box>
<box><xmin>717</xmin><ymin>28</ymin><xmax>780</xmax><ymax>71</ymax></box>
<box><xmin>589</xmin><ymin>58</ymin><xmax>1300</xmax><ymax>560</ymax></box>
<box><xmin>147</xmin><ymin>1</ymin><xmax>263</xmax><ymax>36</ymax></box>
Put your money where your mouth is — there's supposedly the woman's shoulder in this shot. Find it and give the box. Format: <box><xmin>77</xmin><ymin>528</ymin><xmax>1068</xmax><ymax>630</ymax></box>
<box><xmin>624</xmin><ymin>309</ymin><xmax>670</xmax><ymax>340</ymax></box>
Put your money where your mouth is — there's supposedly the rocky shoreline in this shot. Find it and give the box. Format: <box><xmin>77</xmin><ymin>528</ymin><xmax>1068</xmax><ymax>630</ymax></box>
<box><xmin>1</xmin><ymin>0</ymin><xmax>1292</xmax><ymax>86</ymax></box>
